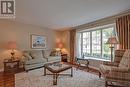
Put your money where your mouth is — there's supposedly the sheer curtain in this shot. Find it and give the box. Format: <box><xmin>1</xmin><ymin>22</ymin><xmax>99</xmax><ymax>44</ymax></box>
<box><xmin>76</xmin><ymin>32</ymin><xmax>82</xmax><ymax>58</ymax></box>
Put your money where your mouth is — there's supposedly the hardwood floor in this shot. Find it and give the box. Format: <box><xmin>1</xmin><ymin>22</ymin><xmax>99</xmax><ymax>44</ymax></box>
<box><xmin>0</xmin><ymin>68</ymin><xmax>24</xmax><ymax>87</ymax></box>
<box><xmin>0</xmin><ymin>65</ymin><xmax>99</xmax><ymax>87</ymax></box>
<box><xmin>0</xmin><ymin>72</ymin><xmax>14</xmax><ymax>87</ymax></box>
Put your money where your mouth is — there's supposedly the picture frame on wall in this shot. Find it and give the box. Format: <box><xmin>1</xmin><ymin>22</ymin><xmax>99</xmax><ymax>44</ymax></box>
<box><xmin>31</xmin><ymin>34</ymin><xmax>47</xmax><ymax>49</ymax></box>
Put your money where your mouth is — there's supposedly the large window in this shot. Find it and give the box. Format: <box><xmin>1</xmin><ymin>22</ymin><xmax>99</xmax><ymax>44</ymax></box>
<box><xmin>77</xmin><ymin>24</ymin><xmax>116</xmax><ymax>60</ymax></box>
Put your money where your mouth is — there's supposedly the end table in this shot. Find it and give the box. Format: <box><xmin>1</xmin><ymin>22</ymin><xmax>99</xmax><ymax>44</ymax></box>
<box><xmin>61</xmin><ymin>54</ymin><xmax>68</xmax><ymax>62</ymax></box>
<box><xmin>4</xmin><ymin>59</ymin><xmax>20</xmax><ymax>74</ymax></box>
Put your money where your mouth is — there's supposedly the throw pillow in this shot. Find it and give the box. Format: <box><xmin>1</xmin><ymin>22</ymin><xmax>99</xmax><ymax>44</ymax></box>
<box><xmin>119</xmin><ymin>50</ymin><xmax>129</xmax><ymax>68</ymax></box>
<box><xmin>23</xmin><ymin>53</ymin><xmax>32</xmax><ymax>60</ymax></box>
<box><xmin>50</xmin><ymin>50</ymin><xmax>56</xmax><ymax>56</ymax></box>
<box><xmin>114</xmin><ymin>50</ymin><xmax>125</xmax><ymax>64</ymax></box>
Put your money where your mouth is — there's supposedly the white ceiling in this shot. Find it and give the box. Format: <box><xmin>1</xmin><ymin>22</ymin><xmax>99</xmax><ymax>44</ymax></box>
<box><xmin>15</xmin><ymin>0</ymin><xmax>130</xmax><ymax>30</ymax></box>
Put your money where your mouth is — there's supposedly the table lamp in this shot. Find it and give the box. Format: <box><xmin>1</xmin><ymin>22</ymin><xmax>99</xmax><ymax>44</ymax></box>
<box><xmin>56</xmin><ymin>42</ymin><xmax>64</xmax><ymax>55</ymax></box>
<box><xmin>106</xmin><ymin>37</ymin><xmax>119</xmax><ymax>62</ymax></box>
<box><xmin>8</xmin><ymin>41</ymin><xmax>17</xmax><ymax>60</ymax></box>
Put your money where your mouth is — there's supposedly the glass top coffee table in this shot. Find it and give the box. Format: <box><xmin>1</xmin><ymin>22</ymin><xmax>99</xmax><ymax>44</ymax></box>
<box><xmin>44</xmin><ymin>61</ymin><xmax>73</xmax><ymax>85</ymax></box>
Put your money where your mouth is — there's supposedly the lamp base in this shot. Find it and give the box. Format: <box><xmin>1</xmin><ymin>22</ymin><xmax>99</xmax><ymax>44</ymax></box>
<box><xmin>110</xmin><ymin>46</ymin><xmax>114</xmax><ymax>62</ymax></box>
<box><xmin>11</xmin><ymin>52</ymin><xmax>15</xmax><ymax>60</ymax></box>
<box><xmin>11</xmin><ymin>57</ymin><xmax>15</xmax><ymax>60</ymax></box>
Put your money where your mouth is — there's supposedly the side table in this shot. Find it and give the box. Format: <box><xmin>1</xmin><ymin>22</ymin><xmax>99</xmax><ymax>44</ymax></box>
<box><xmin>61</xmin><ymin>54</ymin><xmax>68</xmax><ymax>62</ymax></box>
<box><xmin>4</xmin><ymin>59</ymin><xmax>20</xmax><ymax>74</ymax></box>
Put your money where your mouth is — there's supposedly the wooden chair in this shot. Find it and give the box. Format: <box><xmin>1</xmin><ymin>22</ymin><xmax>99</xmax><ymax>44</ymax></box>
<box><xmin>75</xmin><ymin>57</ymin><xmax>89</xmax><ymax>71</ymax></box>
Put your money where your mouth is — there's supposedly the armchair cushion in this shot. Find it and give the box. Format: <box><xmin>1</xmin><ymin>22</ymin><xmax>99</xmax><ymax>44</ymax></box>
<box><xmin>100</xmin><ymin>64</ymin><xmax>112</xmax><ymax>73</ymax></box>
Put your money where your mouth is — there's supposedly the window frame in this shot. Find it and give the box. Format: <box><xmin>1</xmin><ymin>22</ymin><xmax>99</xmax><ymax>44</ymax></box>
<box><xmin>78</xmin><ymin>23</ymin><xmax>116</xmax><ymax>61</ymax></box>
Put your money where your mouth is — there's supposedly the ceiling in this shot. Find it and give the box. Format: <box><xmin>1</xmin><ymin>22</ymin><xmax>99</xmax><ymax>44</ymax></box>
<box><xmin>15</xmin><ymin>0</ymin><xmax>130</xmax><ymax>30</ymax></box>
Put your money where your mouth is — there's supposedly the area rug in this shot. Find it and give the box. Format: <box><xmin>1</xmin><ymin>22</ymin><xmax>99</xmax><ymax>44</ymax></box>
<box><xmin>15</xmin><ymin>68</ymin><xmax>105</xmax><ymax>87</ymax></box>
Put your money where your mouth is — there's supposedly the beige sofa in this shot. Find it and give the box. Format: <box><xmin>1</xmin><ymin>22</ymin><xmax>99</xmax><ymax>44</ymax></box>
<box><xmin>22</xmin><ymin>50</ymin><xmax>61</xmax><ymax>71</ymax></box>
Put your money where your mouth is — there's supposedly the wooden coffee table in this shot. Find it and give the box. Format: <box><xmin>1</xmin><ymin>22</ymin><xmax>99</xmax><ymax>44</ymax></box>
<box><xmin>44</xmin><ymin>62</ymin><xmax>73</xmax><ymax>85</ymax></box>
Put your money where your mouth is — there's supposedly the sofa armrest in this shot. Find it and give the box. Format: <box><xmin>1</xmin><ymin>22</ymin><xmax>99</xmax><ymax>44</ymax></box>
<box><xmin>45</xmin><ymin>56</ymin><xmax>61</xmax><ymax>62</ymax></box>
<box><xmin>103</xmin><ymin>61</ymin><xmax>118</xmax><ymax>67</ymax></box>
<box><xmin>21</xmin><ymin>56</ymin><xmax>28</xmax><ymax>65</ymax></box>
<box><xmin>44</xmin><ymin>57</ymin><xmax>48</xmax><ymax>62</ymax></box>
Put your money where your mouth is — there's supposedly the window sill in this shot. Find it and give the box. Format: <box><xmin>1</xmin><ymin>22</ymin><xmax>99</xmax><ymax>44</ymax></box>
<box><xmin>84</xmin><ymin>57</ymin><xmax>110</xmax><ymax>62</ymax></box>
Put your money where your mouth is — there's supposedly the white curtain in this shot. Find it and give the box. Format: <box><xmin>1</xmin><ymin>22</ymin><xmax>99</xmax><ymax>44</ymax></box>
<box><xmin>76</xmin><ymin>32</ymin><xmax>82</xmax><ymax>58</ymax></box>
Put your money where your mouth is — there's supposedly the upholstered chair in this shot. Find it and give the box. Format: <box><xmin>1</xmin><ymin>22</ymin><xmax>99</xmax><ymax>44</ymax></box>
<box><xmin>99</xmin><ymin>50</ymin><xmax>130</xmax><ymax>87</ymax></box>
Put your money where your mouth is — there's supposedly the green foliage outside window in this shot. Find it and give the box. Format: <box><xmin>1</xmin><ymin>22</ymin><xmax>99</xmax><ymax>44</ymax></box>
<box><xmin>81</xmin><ymin>25</ymin><xmax>115</xmax><ymax>60</ymax></box>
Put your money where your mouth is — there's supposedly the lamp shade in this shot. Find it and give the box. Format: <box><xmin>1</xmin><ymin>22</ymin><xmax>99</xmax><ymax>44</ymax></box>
<box><xmin>8</xmin><ymin>41</ymin><xmax>17</xmax><ymax>49</ymax></box>
<box><xmin>56</xmin><ymin>42</ymin><xmax>64</xmax><ymax>49</ymax></box>
<box><xmin>106</xmin><ymin>37</ymin><xmax>119</xmax><ymax>44</ymax></box>
<box><xmin>58</xmin><ymin>43</ymin><xmax>64</xmax><ymax>48</ymax></box>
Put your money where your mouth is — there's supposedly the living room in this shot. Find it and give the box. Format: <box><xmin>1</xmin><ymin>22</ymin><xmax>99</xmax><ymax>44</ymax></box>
<box><xmin>0</xmin><ymin>0</ymin><xmax>130</xmax><ymax>87</ymax></box>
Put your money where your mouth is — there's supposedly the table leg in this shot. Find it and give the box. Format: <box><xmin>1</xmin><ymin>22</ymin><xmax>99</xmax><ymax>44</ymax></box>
<box><xmin>56</xmin><ymin>73</ymin><xmax>58</xmax><ymax>85</ymax></box>
<box><xmin>44</xmin><ymin>67</ymin><xmax>46</xmax><ymax>76</ymax></box>
<box><xmin>53</xmin><ymin>73</ymin><xmax>57</xmax><ymax>85</ymax></box>
<box><xmin>71</xmin><ymin>67</ymin><xmax>73</xmax><ymax>77</ymax></box>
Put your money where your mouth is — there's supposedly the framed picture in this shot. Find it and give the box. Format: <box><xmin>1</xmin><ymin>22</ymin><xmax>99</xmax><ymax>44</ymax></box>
<box><xmin>31</xmin><ymin>34</ymin><xmax>47</xmax><ymax>49</ymax></box>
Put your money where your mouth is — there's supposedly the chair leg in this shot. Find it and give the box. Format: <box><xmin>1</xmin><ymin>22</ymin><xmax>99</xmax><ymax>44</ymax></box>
<box><xmin>87</xmin><ymin>67</ymin><xmax>89</xmax><ymax>72</ymax></box>
<box><xmin>76</xmin><ymin>65</ymin><xmax>80</xmax><ymax>70</ymax></box>
<box><xmin>99</xmin><ymin>72</ymin><xmax>101</xmax><ymax>78</ymax></box>
<box><xmin>105</xmin><ymin>81</ymin><xmax>108</xmax><ymax>87</ymax></box>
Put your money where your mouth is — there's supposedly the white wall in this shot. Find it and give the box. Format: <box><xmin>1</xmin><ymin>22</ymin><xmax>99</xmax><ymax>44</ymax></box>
<box><xmin>0</xmin><ymin>20</ymin><xmax>58</xmax><ymax>69</ymax></box>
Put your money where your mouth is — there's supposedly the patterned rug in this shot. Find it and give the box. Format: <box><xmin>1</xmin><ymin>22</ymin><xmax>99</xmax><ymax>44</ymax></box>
<box><xmin>15</xmin><ymin>68</ymin><xmax>105</xmax><ymax>87</ymax></box>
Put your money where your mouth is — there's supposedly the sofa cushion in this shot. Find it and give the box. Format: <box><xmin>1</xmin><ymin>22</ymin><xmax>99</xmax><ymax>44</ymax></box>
<box><xmin>25</xmin><ymin>63</ymin><xmax>45</xmax><ymax>70</ymax></box>
<box><xmin>44</xmin><ymin>50</ymin><xmax>52</xmax><ymax>57</ymax></box>
<box><xmin>30</xmin><ymin>50</ymin><xmax>44</xmax><ymax>59</ymax></box>
<box><xmin>50</xmin><ymin>50</ymin><xmax>57</xmax><ymax>56</ymax></box>
<box><xmin>47</xmin><ymin>56</ymin><xmax>61</xmax><ymax>62</ymax></box>
<box><xmin>25</xmin><ymin>58</ymin><xmax>47</xmax><ymax>65</ymax></box>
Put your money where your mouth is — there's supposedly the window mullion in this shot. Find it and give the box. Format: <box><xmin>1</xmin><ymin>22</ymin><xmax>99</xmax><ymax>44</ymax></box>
<box><xmin>86</xmin><ymin>32</ymin><xmax>87</xmax><ymax>56</ymax></box>
<box><xmin>101</xmin><ymin>29</ymin><xmax>103</xmax><ymax>59</ymax></box>
<box><xmin>81</xmin><ymin>33</ymin><xmax>83</xmax><ymax>57</ymax></box>
<box><xmin>90</xmin><ymin>31</ymin><xmax>92</xmax><ymax>56</ymax></box>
